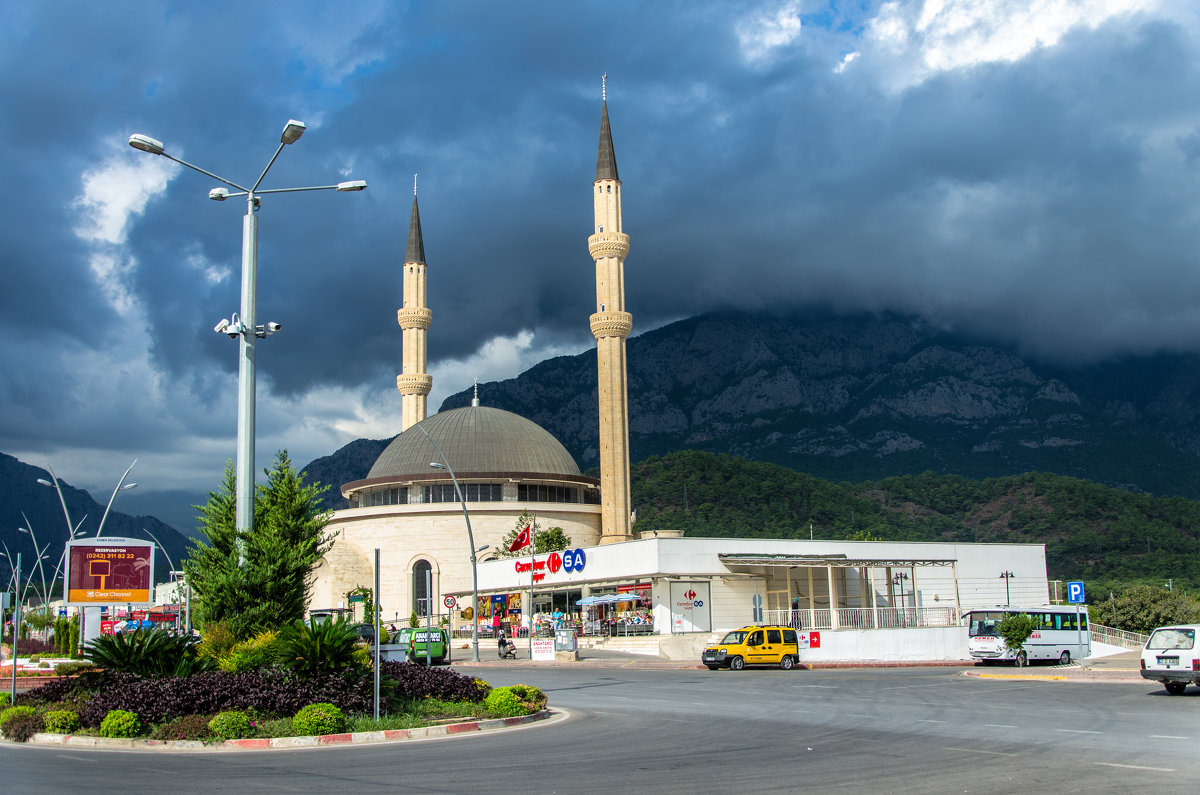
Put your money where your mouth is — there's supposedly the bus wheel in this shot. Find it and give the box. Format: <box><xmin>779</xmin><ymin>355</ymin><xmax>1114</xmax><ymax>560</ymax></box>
<box><xmin>1058</xmin><ymin>650</ymin><xmax>1071</xmax><ymax>665</ymax></box>
<box><xmin>730</xmin><ymin>656</ymin><xmax>745</xmax><ymax>671</ymax></box>
<box><xmin>780</xmin><ymin>655</ymin><xmax>795</xmax><ymax>671</ymax></box>
<box><xmin>1016</xmin><ymin>651</ymin><xmax>1028</xmax><ymax>667</ymax></box>
<box><xmin>1165</xmin><ymin>682</ymin><xmax>1187</xmax><ymax>695</ymax></box>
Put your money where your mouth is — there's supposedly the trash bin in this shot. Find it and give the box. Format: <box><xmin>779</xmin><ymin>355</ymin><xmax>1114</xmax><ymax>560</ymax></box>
<box><xmin>554</xmin><ymin>628</ymin><xmax>577</xmax><ymax>652</ymax></box>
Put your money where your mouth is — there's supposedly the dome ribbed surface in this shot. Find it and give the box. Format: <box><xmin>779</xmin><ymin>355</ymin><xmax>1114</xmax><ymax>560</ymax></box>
<box><xmin>368</xmin><ymin>406</ymin><xmax>581</xmax><ymax>478</ymax></box>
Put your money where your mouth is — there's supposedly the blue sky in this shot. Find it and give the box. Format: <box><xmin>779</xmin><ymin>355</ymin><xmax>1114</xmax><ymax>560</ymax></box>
<box><xmin>2</xmin><ymin>0</ymin><xmax>1199</xmax><ymax>529</ymax></box>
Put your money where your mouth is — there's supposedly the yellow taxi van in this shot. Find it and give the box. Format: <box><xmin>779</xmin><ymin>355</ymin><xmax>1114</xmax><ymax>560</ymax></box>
<box><xmin>701</xmin><ymin>625</ymin><xmax>800</xmax><ymax>670</ymax></box>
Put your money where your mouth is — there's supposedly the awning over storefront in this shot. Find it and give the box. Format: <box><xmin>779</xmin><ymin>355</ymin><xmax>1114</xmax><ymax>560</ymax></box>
<box><xmin>717</xmin><ymin>554</ymin><xmax>957</xmax><ymax>569</ymax></box>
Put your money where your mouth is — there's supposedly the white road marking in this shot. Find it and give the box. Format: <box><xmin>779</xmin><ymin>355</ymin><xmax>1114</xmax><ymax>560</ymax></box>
<box><xmin>1148</xmin><ymin>735</ymin><xmax>1188</xmax><ymax>740</ymax></box>
<box><xmin>916</xmin><ymin>719</ymin><xmax>946</xmax><ymax>723</ymax></box>
<box><xmin>943</xmin><ymin>747</ymin><xmax>1018</xmax><ymax>756</ymax></box>
<box><xmin>1056</xmin><ymin>729</ymin><xmax>1100</xmax><ymax>734</ymax></box>
<box><xmin>984</xmin><ymin>724</ymin><xmax>1018</xmax><ymax>728</ymax></box>
<box><xmin>1096</xmin><ymin>762</ymin><xmax>1175</xmax><ymax>772</ymax></box>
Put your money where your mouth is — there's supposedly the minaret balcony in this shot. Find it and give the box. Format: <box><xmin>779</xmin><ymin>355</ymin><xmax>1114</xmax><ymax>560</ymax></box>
<box><xmin>590</xmin><ymin>310</ymin><xmax>633</xmax><ymax>339</ymax></box>
<box><xmin>396</xmin><ymin>373</ymin><xmax>433</xmax><ymax>395</ymax></box>
<box><xmin>588</xmin><ymin>232</ymin><xmax>630</xmax><ymax>261</ymax></box>
<box><xmin>397</xmin><ymin>307</ymin><xmax>433</xmax><ymax>329</ymax></box>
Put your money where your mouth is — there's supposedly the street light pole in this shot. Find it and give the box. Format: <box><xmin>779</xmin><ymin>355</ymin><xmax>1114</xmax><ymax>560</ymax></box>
<box><xmin>420</xmin><ymin>425</ymin><xmax>481</xmax><ymax>663</ymax></box>
<box><xmin>129</xmin><ymin>124</ymin><xmax>366</xmax><ymax>567</ymax></box>
<box><xmin>1000</xmin><ymin>571</ymin><xmax>1014</xmax><ymax>606</ymax></box>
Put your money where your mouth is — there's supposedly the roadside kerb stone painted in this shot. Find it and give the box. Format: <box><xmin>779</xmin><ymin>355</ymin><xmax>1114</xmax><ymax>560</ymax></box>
<box><xmin>16</xmin><ymin>710</ymin><xmax>552</xmax><ymax>751</ymax></box>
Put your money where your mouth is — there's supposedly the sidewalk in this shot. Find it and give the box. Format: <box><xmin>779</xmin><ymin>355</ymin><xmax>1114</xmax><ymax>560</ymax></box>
<box><xmin>963</xmin><ymin>649</ymin><xmax>1145</xmax><ymax>684</ymax></box>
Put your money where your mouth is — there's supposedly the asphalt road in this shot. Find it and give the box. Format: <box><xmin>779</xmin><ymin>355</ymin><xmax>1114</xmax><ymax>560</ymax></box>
<box><xmin>3</xmin><ymin>664</ymin><xmax>1198</xmax><ymax>793</ymax></box>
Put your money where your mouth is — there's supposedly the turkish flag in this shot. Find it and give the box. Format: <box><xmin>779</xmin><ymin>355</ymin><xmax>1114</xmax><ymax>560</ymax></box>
<box><xmin>509</xmin><ymin>524</ymin><xmax>532</xmax><ymax>552</ymax></box>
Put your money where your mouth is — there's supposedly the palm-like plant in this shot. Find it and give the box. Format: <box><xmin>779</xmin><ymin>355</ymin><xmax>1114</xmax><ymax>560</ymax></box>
<box><xmin>277</xmin><ymin>617</ymin><xmax>363</xmax><ymax>677</ymax></box>
<box><xmin>83</xmin><ymin>629</ymin><xmax>214</xmax><ymax>678</ymax></box>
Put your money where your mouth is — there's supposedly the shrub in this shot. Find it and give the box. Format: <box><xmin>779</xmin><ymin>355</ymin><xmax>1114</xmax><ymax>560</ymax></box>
<box><xmin>77</xmin><ymin>669</ymin><xmax>374</xmax><ymax>728</ymax></box>
<box><xmin>485</xmin><ymin>684</ymin><xmax>547</xmax><ymax>716</ymax></box>
<box><xmin>1</xmin><ymin>637</ymin><xmax>56</xmax><ymax>656</ymax></box>
<box><xmin>37</xmin><ymin>661</ymin><xmax>50</xmax><ymax>668</ymax></box>
<box><xmin>0</xmin><ymin>692</ymin><xmax>10</xmax><ymax>706</ymax></box>
<box><xmin>84</xmin><ymin>630</ymin><xmax>214</xmax><ymax>678</ymax></box>
<box><xmin>277</xmin><ymin>618</ymin><xmax>364</xmax><ymax>677</ymax></box>
<box><xmin>197</xmin><ymin>622</ymin><xmax>239</xmax><ymax>663</ymax></box>
<box><xmin>484</xmin><ymin>688</ymin><xmax>525</xmax><ymax>716</ymax></box>
<box><xmin>292</xmin><ymin>703</ymin><xmax>346</xmax><ymax>736</ymax></box>
<box><xmin>3</xmin><ymin>712</ymin><xmax>45</xmax><ymax>742</ymax></box>
<box><xmin>379</xmin><ymin>661</ymin><xmax>491</xmax><ymax>703</ymax></box>
<box><xmin>43</xmin><ymin>709</ymin><xmax>82</xmax><ymax>734</ymax></box>
<box><xmin>150</xmin><ymin>714</ymin><xmax>215</xmax><ymax>742</ymax></box>
<box><xmin>218</xmin><ymin>631</ymin><xmax>282</xmax><ymax>673</ymax></box>
<box><xmin>54</xmin><ymin>661</ymin><xmax>97</xmax><ymax>677</ymax></box>
<box><xmin>1</xmin><ymin>705</ymin><xmax>38</xmax><ymax>737</ymax></box>
<box><xmin>30</xmin><ymin>655</ymin><xmax>40</xmax><ymax>663</ymax></box>
<box><xmin>209</xmin><ymin>710</ymin><xmax>255</xmax><ymax>740</ymax></box>
<box><xmin>99</xmin><ymin>709</ymin><xmax>144</xmax><ymax>738</ymax></box>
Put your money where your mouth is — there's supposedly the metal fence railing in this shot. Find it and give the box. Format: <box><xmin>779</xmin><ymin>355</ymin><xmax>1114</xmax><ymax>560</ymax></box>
<box><xmin>762</xmin><ymin>606</ymin><xmax>960</xmax><ymax>631</ymax></box>
<box><xmin>1089</xmin><ymin>623</ymin><xmax>1148</xmax><ymax>650</ymax></box>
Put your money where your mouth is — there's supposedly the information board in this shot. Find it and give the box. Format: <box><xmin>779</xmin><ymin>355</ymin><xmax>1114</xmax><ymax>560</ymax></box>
<box><xmin>63</xmin><ymin>538</ymin><xmax>155</xmax><ymax>607</ymax></box>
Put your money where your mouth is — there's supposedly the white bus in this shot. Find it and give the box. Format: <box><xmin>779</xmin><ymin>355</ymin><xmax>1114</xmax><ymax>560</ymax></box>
<box><xmin>965</xmin><ymin>606</ymin><xmax>1091</xmax><ymax>666</ymax></box>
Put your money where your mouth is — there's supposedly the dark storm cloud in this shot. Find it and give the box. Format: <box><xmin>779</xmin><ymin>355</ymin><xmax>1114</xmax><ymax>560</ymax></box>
<box><xmin>2</xmin><ymin>0</ymin><xmax>1199</xmax><ymax>492</ymax></box>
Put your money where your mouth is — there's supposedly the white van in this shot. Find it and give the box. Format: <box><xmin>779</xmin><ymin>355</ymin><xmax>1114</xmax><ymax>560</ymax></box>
<box><xmin>1140</xmin><ymin>625</ymin><xmax>1200</xmax><ymax>695</ymax></box>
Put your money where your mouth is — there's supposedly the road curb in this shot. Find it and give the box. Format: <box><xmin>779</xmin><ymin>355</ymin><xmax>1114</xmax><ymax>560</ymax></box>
<box><xmin>962</xmin><ymin>669</ymin><xmax>1144</xmax><ymax>684</ymax></box>
<box><xmin>17</xmin><ymin>709</ymin><xmax>554</xmax><ymax>752</ymax></box>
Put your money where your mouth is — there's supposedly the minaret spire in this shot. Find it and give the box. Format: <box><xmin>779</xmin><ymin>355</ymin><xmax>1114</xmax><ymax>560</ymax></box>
<box><xmin>397</xmin><ymin>174</ymin><xmax>433</xmax><ymax>431</ymax></box>
<box><xmin>588</xmin><ymin>77</ymin><xmax>634</xmax><ymax>544</ymax></box>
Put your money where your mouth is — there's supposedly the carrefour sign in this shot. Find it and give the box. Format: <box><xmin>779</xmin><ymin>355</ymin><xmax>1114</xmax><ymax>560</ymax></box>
<box><xmin>514</xmin><ymin>548</ymin><xmax>586</xmax><ymax>583</ymax></box>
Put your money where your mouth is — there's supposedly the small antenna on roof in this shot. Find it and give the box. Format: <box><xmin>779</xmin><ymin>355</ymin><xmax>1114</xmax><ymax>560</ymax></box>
<box><xmin>602</xmin><ymin>73</ymin><xmax>607</xmax><ymax>101</ymax></box>
<box><xmin>472</xmin><ymin>378</ymin><xmax>479</xmax><ymax>407</ymax></box>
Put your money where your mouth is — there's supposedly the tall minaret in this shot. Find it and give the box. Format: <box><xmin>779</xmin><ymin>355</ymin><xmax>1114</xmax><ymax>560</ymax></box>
<box><xmin>397</xmin><ymin>175</ymin><xmax>433</xmax><ymax>431</ymax></box>
<box><xmin>589</xmin><ymin>76</ymin><xmax>634</xmax><ymax>544</ymax></box>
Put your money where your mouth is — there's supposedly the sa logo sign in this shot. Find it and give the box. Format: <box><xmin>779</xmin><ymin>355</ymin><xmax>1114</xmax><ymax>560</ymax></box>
<box><xmin>561</xmin><ymin>548</ymin><xmax>587</xmax><ymax>573</ymax></box>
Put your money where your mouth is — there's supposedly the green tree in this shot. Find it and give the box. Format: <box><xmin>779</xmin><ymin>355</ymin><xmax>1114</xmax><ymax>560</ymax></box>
<box><xmin>184</xmin><ymin>451</ymin><xmax>336</xmax><ymax>639</ymax></box>
<box><xmin>1090</xmin><ymin>584</ymin><xmax>1200</xmax><ymax>633</ymax></box>
<box><xmin>497</xmin><ymin>510</ymin><xmax>572</xmax><ymax>558</ymax></box>
<box><xmin>996</xmin><ymin>612</ymin><xmax>1038</xmax><ymax>663</ymax></box>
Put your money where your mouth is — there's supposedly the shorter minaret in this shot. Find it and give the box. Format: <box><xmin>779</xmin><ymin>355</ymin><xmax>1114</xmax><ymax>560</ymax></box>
<box><xmin>397</xmin><ymin>175</ymin><xmax>433</xmax><ymax>431</ymax></box>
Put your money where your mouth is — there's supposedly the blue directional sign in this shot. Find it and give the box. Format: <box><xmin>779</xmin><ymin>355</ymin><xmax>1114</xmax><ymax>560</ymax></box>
<box><xmin>1067</xmin><ymin>580</ymin><xmax>1086</xmax><ymax>604</ymax></box>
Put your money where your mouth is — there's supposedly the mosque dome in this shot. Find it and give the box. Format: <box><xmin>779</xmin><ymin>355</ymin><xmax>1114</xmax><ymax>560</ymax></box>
<box><xmin>366</xmin><ymin>405</ymin><xmax>582</xmax><ymax>479</ymax></box>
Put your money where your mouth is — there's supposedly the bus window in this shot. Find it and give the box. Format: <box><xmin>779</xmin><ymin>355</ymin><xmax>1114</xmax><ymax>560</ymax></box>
<box><xmin>969</xmin><ymin>612</ymin><xmax>1005</xmax><ymax>636</ymax></box>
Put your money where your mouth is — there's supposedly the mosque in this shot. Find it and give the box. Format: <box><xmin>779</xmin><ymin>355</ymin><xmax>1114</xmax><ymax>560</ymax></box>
<box><xmin>307</xmin><ymin>84</ymin><xmax>1052</xmax><ymax>661</ymax></box>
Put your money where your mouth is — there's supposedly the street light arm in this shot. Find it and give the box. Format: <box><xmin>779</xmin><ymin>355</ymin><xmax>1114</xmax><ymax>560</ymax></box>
<box><xmin>157</xmin><ymin>150</ymin><xmax>252</xmax><ymax>193</ymax></box>
<box><xmin>141</xmin><ymin>527</ymin><xmax>176</xmax><ymax>581</ymax></box>
<box><xmin>252</xmin><ymin>140</ymin><xmax>288</xmax><ymax>193</ymax></box>
<box><xmin>40</xmin><ymin>465</ymin><xmax>76</xmax><ymax>539</ymax></box>
<box><xmin>97</xmin><ymin>459</ymin><xmax>138</xmax><ymax>538</ymax></box>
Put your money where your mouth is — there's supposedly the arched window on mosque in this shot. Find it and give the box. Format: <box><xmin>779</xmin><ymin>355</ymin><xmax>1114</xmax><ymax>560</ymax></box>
<box><xmin>413</xmin><ymin>559</ymin><xmax>432</xmax><ymax>617</ymax></box>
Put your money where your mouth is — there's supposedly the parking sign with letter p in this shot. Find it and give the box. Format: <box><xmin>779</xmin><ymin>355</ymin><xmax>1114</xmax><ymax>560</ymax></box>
<box><xmin>1067</xmin><ymin>580</ymin><xmax>1086</xmax><ymax>604</ymax></box>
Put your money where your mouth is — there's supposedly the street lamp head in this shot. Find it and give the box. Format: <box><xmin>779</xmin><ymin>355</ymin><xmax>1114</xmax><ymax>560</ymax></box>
<box><xmin>429</xmin><ymin>462</ymin><xmax>446</xmax><ymax>470</ymax></box>
<box><xmin>121</xmin><ymin>483</ymin><xmax>138</xmax><ymax>491</ymax></box>
<box><xmin>336</xmin><ymin>180</ymin><xmax>367</xmax><ymax>192</ymax></box>
<box><xmin>18</xmin><ymin>526</ymin><xmax>30</xmax><ymax>535</ymax></box>
<box><xmin>281</xmin><ymin>120</ymin><xmax>306</xmax><ymax>145</ymax></box>
<box><xmin>209</xmin><ymin>187</ymin><xmax>230</xmax><ymax>201</ymax></box>
<box><xmin>36</xmin><ymin>478</ymin><xmax>53</xmax><ymax>487</ymax></box>
<box><xmin>128</xmin><ymin>134</ymin><xmax>165</xmax><ymax>155</ymax></box>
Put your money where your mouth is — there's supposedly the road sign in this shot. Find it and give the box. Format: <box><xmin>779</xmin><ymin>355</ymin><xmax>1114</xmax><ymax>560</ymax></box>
<box><xmin>1067</xmin><ymin>581</ymin><xmax>1086</xmax><ymax>604</ymax></box>
<box><xmin>443</xmin><ymin>595</ymin><xmax>457</xmax><ymax>609</ymax></box>
<box><xmin>752</xmin><ymin>593</ymin><xmax>763</xmax><ymax>608</ymax></box>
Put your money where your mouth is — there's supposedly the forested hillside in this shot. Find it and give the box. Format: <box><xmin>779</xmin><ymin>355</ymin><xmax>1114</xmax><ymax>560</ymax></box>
<box><xmin>630</xmin><ymin>451</ymin><xmax>1200</xmax><ymax>589</ymax></box>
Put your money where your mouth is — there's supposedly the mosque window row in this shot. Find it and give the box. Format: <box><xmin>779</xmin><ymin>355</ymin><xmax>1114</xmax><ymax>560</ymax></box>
<box><xmin>519</xmin><ymin>483</ymin><xmax>594</xmax><ymax>503</ymax></box>
<box><xmin>356</xmin><ymin>487</ymin><xmax>407</xmax><ymax>508</ymax></box>
<box><xmin>424</xmin><ymin>483</ymin><xmax>503</xmax><ymax>503</ymax></box>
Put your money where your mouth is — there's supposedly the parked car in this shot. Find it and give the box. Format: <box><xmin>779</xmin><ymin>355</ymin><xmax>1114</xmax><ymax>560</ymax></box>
<box><xmin>393</xmin><ymin>627</ymin><xmax>449</xmax><ymax>664</ymax></box>
<box><xmin>702</xmin><ymin>625</ymin><xmax>800</xmax><ymax>671</ymax></box>
<box><xmin>1140</xmin><ymin>624</ymin><xmax>1200</xmax><ymax>694</ymax></box>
